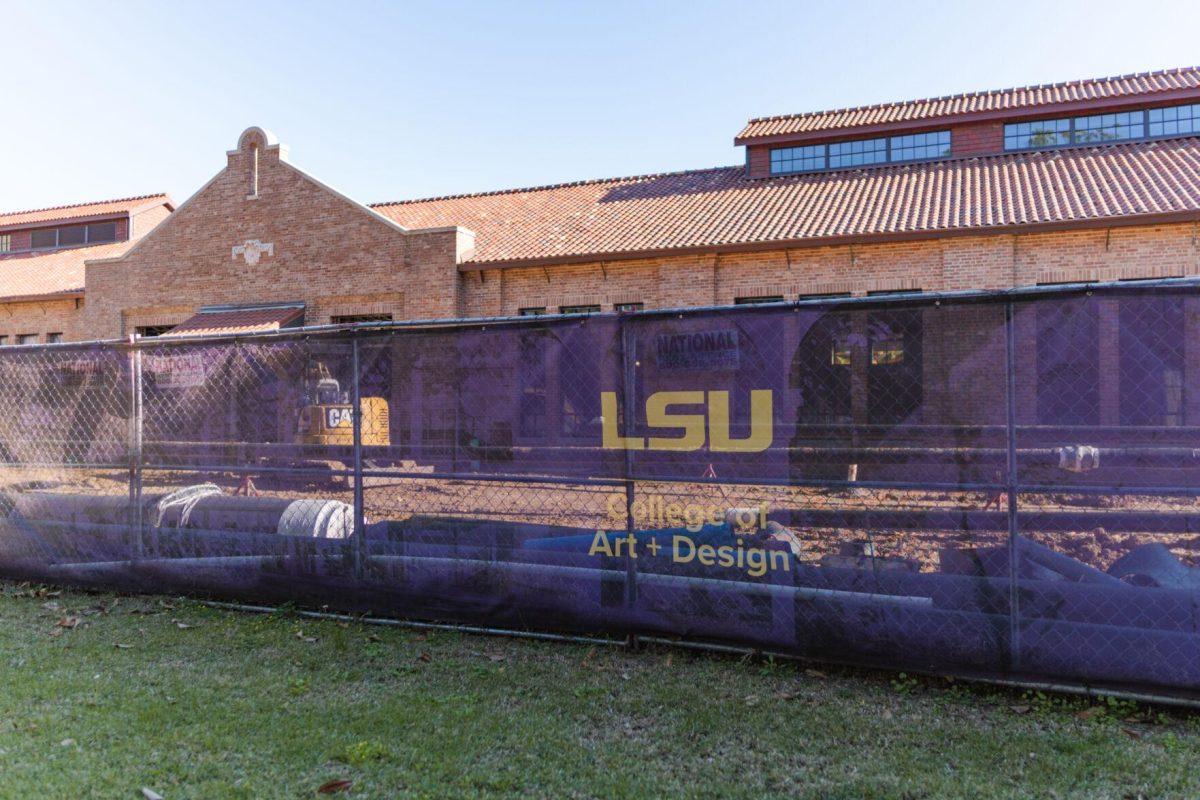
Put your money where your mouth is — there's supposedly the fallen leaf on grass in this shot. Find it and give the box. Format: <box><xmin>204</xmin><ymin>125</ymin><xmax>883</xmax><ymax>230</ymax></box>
<box><xmin>580</xmin><ymin>646</ymin><xmax>596</xmax><ymax>667</ymax></box>
<box><xmin>56</xmin><ymin>617</ymin><xmax>79</xmax><ymax>629</ymax></box>
<box><xmin>1009</xmin><ymin>704</ymin><xmax>1032</xmax><ymax>714</ymax></box>
<box><xmin>775</xmin><ymin>690</ymin><xmax>799</xmax><ymax>701</ymax></box>
<box><xmin>664</xmin><ymin>653</ymin><xmax>673</xmax><ymax>668</ymax></box>
<box><xmin>114</xmin><ymin>643</ymin><xmax>133</xmax><ymax>650</ymax></box>
<box><xmin>1076</xmin><ymin>707</ymin><xmax>1102</xmax><ymax>721</ymax></box>
<box><xmin>804</xmin><ymin>668</ymin><xmax>827</xmax><ymax>679</ymax></box>
<box><xmin>366</xmin><ymin>634</ymin><xmax>382</xmax><ymax>643</ymax></box>
<box><xmin>141</xmin><ymin>788</ymin><xmax>164</xmax><ymax>800</ymax></box>
<box><xmin>744</xmin><ymin>695</ymin><xmax>761</xmax><ymax>707</ymax></box>
<box><xmin>295</xmin><ymin>631</ymin><xmax>318</xmax><ymax>643</ymax></box>
<box><xmin>171</xmin><ymin>620</ymin><xmax>194</xmax><ymax>630</ymax></box>
<box><xmin>486</xmin><ymin>653</ymin><xmax>506</xmax><ymax>662</ymax></box>
<box><xmin>417</xmin><ymin>652</ymin><xmax>432</xmax><ymax>663</ymax></box>
<box><xmin>1122</xmin><ymin>727</ymin><xmax>1144</xmax><ymax>740</ymax></box>
<box><xmin>317</xmin><ymin>778</ymin><xmax>353</xmax><ymax>794</ymax></box>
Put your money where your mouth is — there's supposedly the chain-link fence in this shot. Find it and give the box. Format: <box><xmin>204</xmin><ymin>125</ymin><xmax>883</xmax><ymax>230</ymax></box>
<box><xmin>0</xmin><ymin>280</ymin><xmax>1198</xmax><ymax>698</ymax></box>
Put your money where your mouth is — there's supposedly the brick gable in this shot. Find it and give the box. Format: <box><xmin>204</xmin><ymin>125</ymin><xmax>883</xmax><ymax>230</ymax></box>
<box><xmin>83</xmin><ymin>127</ymin><xmax>473</xmax><ymax>338</ymax></box>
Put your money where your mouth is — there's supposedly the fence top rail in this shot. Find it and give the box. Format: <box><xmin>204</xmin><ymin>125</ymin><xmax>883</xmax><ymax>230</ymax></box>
<box><xmin>3</xmin><ymin>275</ymin><xmax>1199</xmax><ymax>352</ymax></box>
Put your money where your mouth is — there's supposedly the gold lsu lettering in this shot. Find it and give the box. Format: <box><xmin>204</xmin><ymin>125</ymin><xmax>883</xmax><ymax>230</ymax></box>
<box><xmin>600</xmin><ymin>390</ymin><xmax>773</xmax><ymax>452</ymax></box>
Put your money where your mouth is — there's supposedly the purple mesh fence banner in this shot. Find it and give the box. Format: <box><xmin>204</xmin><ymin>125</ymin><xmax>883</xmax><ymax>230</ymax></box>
<box><xmin>0</xmin><ymin>282</ymin><xmax>1198</xmax><ymax>699</ymax></box>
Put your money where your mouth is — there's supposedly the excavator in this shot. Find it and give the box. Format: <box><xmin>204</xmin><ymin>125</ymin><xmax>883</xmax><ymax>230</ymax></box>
<box><xmin>294</xmin><ymin>362</ymin><xmax>390</xmax><ymax>447</ymax></box>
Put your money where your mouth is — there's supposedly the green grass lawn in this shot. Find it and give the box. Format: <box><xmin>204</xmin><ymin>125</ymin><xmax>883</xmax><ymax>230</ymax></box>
<box><xmin>1</xmin><ymin>583</ymin><xmax>1199</xmax><ymax>799</ymax></box>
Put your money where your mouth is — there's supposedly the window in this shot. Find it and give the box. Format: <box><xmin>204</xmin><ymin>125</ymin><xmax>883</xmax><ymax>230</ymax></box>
<box><xmin>889</xmin><ymin>131</ymin><xmax>951</xmax><ymax>162</ymax></box>
<box><xmin>0</xmin><ymin>235</ymin><xmax>9</xmax><ymax>253</ymax></box>
<box><xmin>830</xmin><ymin>339</ymin><xmax>852</xmax><ymax>366</ymax></box>
<box><xmin>135</xmin><ymin>325</ymin><xmax>175</xmax><ymax>338</ymax></box>
<box><xmin>57</xmin><ymin>225</ymin><xmax>86</xmax><ymax>246</ymax></box>
<box><xmin>559</xmin><ymin>304</ymin><xmax>600</xmax><ymax>315</ymax></box>
<box><xmin>798</xmin><ymin>292</ymin><xmax>852</xmax><ymax>302</ymax></box>
<box><xmin>0</xmin><ymin>336</ymin><xmax>9</xmax><ymax>347</ymax></box>
<box><xmin>829</xmin><ymin>138</ymin><xmax>887</xmax><ymax>168</ymax></box>
<box><xmin>25</xmin><ymin>221</ymin><xmax>121</xmax><ymax>250</ymax></box>
<box><xmin>331</xmin><ymin>314</ymin><xmax>392</xmax><ymax>325</ymax></box>
<box><xmin>518</xmin><ymin>307</ymin><xmax>546</xmax><ymax>316</ymax></box>
<box><xmin>867</xmin><ymin>309</ymin><xmax>923</xmax><ymax>424</ymax></box>
<box><xmin>16</xmin><ymin>334</ymin><xmax>37</xmax><ymax>346</ymax></box>
<box><xmin>1006</xmin><ymin>101</ymin><xmax>1200</xmax><ymax>152</ymax></box>
<box><xmin>1073</xmin><ymin>111</ymin><xmax>1143</xmax><ymax>143</ymax></box>
<box><xmin>770</xmin><ymin>131</ymin><xmax>952</xmax><ymax>175</ymax></box>
<box><xmin>794</xmin><ymin>315</ymin><xmax>852</xmax><ymax>424</ymax></box>
<box><xmin>1149</xmin><ymin>103</ymin><xmax>1200</xmax><ymax>137</ymax></box>
<box><xmin>870</xmin><ymin>339</ymin><xmax>905</xmax><ymax>365</ymax></box>
<box><xmin>1004</xmin><ymin>118</ymin><xmax>1071</xmax><ymax>150</ymax></box>
<box><xmin>615</xmin><ymin>302</ymin><xmax>644</xmax><ymax>313</ymax></box>
<box><xmin>86</xmin><ymin>222</ymin><xmax>117</xmax><ymax>243</ymax></box>
<box><xmin>45</xmin><ymin>333</ymin><xmax>62</xmax><ymax>344</ymax></box>
<box><xmin>735</xmin><ymin>295</ymin><xmax>784</xmax><ymax>305</ymax></box>
<box><xmin>770</xmin><ymin>144</ymin><xmax>825</xmax><ymax>174</ymax></box>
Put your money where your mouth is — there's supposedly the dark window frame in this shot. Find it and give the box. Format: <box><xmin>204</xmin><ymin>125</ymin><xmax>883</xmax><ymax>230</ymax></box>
<box><xmin>1004</xmin><ymin>101</ymin><xmax>1200</xmax><ymax>152</ymax></box>
<box><xmin>28</xmin><ymin>220</ymin><xmax>121</xmax><ymax>251</ymax></box>
<box><xmin>769</xmin><ymin>130</ymin><xmax>952</xmax><ymax>176</ymax></box>
<box><xmin>734</xmin><ymin>295</ymin><xmax>785</xmax><ymax>305</ymax></box>
<box><xmin>559</xmin><ymin>304</ymin><xmax>601</xmax><ymax>315</ymax></box>
<box><xmin>330</xmin><ymin>314</ymin><xmax>393</xmax><ymax>325</ymax></box>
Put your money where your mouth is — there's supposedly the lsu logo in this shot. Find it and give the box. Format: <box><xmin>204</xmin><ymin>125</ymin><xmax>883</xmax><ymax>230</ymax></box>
<box><xmin>600</xmin><ymin>390</ymin><xmax>773</xmax><ymax>452</ymax></box>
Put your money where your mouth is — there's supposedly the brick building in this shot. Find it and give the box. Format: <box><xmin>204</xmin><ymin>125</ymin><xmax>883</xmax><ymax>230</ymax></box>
<box><xmin>3</xmin><ymin>68</ymin><xmax>1200</xmax><ymax>444</ymax></box>
<box><xmin>1</xmin><ymin>68</ymin><xmax>1198</xmax><ymax>339</ymax></box>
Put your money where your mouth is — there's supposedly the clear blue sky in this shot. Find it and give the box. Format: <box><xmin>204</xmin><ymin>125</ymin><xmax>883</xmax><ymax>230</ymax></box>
<box><xmin>2</xmin><ymin>0</ymin><xmax>1199</xmax><ymax>212</ymax></box>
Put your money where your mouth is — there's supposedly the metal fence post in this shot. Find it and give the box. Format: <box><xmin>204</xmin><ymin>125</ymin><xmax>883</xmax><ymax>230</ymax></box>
<box><xmin>127</xmin><ymin>334</ymin><xmax>144</xmax><ymax>561</ymax></box>
<box><xmin>351</xmin><ymin>336</ymin><xmax>366</xmax><ymax>580</ymax></box>
<box><xmin>619</xmin><ymin>317</ymin><xmax>638</xmax><ymax>644</ymax></box>
<box><xmin>1004</xmin><ymin>300</ymin><xmax>1021</xmax><ymax>673</ymax></box>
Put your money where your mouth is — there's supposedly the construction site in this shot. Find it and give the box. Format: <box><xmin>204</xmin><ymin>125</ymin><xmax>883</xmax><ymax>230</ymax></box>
<box><xmin>0</xmin><ymin>280</ymin><xmax>1198</xmax><ymax>702</ymax></box>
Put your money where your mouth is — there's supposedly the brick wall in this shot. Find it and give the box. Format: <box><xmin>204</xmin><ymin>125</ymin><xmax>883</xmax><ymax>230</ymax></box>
<box><xmin>0</xmin><ymin>297</ymin><xmax>83</xmax><ymax>343</ymax></box>
<box><xmin>461</xmin><ymin>223</ymin><xmax>1200</xmax><ymax>316</ymax></box>
<box><xmin>951</xmin><ymin>121</ymin><xmax>1004</xmax><ymax>156</ymax></box>
<box><xmin>82</xmin><ymin>128</ymin><xmax>468</xmax><ymax>339</ymax></box>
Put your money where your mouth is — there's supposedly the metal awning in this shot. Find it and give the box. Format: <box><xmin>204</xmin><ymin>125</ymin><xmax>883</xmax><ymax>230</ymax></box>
<box><xmin>162</xmin><ymin>302</ymin><xmax>305</xmax><ymax>338</ymax></box>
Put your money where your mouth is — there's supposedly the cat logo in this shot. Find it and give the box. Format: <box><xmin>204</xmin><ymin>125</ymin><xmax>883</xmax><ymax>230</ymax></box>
<box><xmin>600</xmin><ymin>390</ymin><xmax>773</xmax><ymax>452</ymax></box>
<box><xmin>325</xmin><ymin>407</ymin><xmax>354</xmax><ymax>428</ymax></box>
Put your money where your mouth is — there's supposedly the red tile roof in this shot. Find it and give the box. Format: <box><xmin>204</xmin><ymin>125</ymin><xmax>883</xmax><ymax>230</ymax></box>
<box><xmin>0</xmin><ymin>193</ymin><xmax>172</xmax><ymax>230</ymax></box>
<box><xmin>163</xmin><ymin>305</ymin><xmax>305</xmax><ymax>338</ymax></box>
<box><xmin>0</xmin><ymin>240</ymin><xmax>132</xmax><ymax>300</ymax></box>
<box><xmin>736</xmin><ymin>67</ymin><xmax>1200</xmax><ymax>142</ymax></box>
<box><xmin>373</xmin><ymin>137</ymin><xmax>1200</xmax><ymax>267</ymax></box>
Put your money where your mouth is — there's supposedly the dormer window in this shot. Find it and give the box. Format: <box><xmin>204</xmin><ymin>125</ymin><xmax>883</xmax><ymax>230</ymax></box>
<box><xmin>28</xmin><ymin>221</ymin><xmax>119</xmax><ymax>250</ymax></box>
<box><xmin>1005</xmin><ymin>101</ymin><xmax>1200</xmax><ymax>151</ymax></box>
<box><xmin>770</xmin><ymin>130</ymin><xmax>952</xmax><ymax>175</ymax></box>
<box><xmin>1149</xmin><ymin>103</ymin><xmax>1200</xmax><ymax>136</ymax></box>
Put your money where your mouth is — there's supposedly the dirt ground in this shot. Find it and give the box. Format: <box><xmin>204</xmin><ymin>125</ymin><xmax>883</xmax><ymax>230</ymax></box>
<box><xmin>1</xmin><ymin>465</ymin><xmax>1196</xmax><ymax>574</ymax></box>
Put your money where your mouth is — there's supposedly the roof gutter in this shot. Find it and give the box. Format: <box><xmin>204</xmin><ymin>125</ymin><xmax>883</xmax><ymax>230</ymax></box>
<box><xmin>456</xmin><ymin>209</ymin><xmax>1200</xmax><ymax>272</ymax></box>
